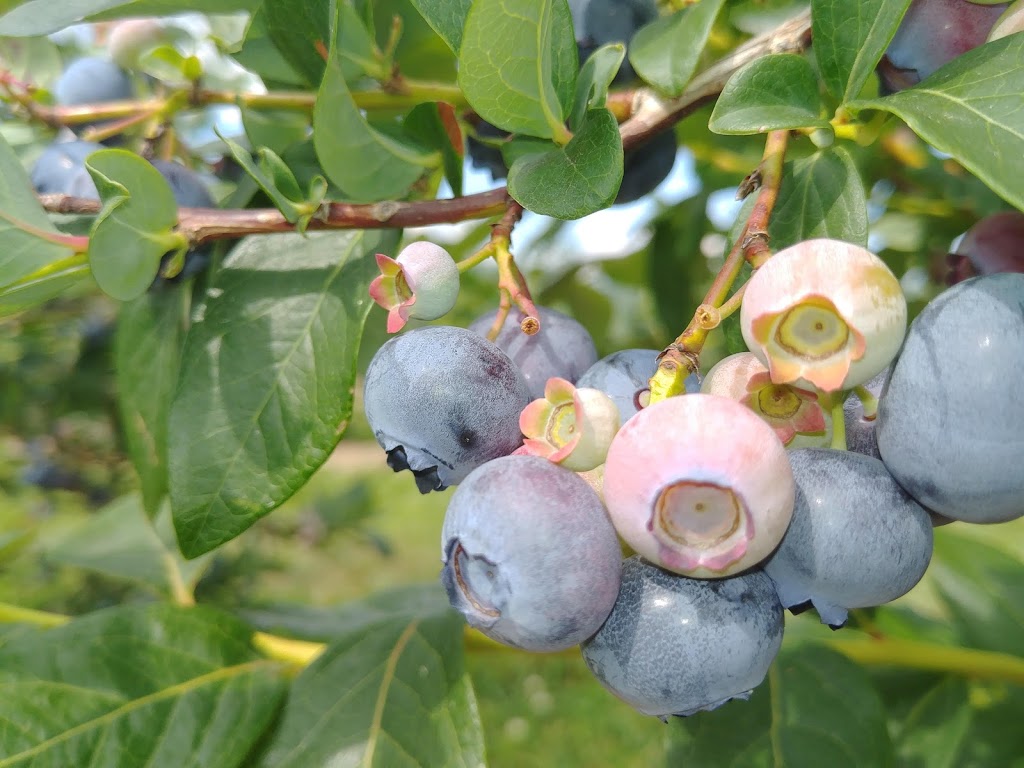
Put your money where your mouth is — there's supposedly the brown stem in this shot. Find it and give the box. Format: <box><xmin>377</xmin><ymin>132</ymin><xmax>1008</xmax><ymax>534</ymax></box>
<box><xmin>648</xmin><ymin>129</ymin><xmax>791</xmax><ymax>403</ymax></box>
<box><xmin>485</xmin><ymin>202</ymin><xmax>539</xmax><ymax>339</ymax></box>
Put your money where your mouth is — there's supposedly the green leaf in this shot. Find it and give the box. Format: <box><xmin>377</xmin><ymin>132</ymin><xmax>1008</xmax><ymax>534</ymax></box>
<box><xmin>628</xmin><ymin>0</ymin><xmax>725</xmax><ymax>97</ymax></box>
<box><xmin>219</xmin><ymin>132</ymin><xmax>307</xmax><ymax>224</ymax></box>
<box><xmin>255</xmin><ymin>609</ymin><xmax>485</xmax><ymax>768</ymax></box>
<box><xmin>709</xmin><ymin>54</ymin><xmax>828</xmax><ymax>135</ymax></box>
<box><xmin>0</xmin><ymin>604</ymin><xmax>285</xmax><ymax>766</ymax></box>
<box><xmin>896</xmin><ymin>678</ymin><xmax>972</xmax><ymax>768</ymax></box>
<box><xmin>848</xmin><ymin>33</ymin><xmax>1024</xmax><ymax>211</ymax></box>
<box><xmin>409</xmin><ymin>0</ymin><xmax>472</xmax><ymax>53</ymax></box>
<box><xmin>403</xmin><ymin>102</ymin><xmax>465</xmax><ymax>197</ymax></box>
<box><xmin>234</xmin><ymin>6</ymin><xmax>307</xmax><ymax>89</ymax></box>
<box><xmin>241</xmin><ymin>106</ymin><xmax>310</xmax><ymax>156</ymax></box>
<box><xmin>0</xmin><ymin>133</ymin><xmax>75</xmax><ymax>301</ymax></box>
<box><xmin>242</xmin><ymin>584</ymin><xmax>453</xmax><ymax>641</ymax></box>
<box><xmin>85</xmin><ymin>150</ymin><xmax>183</xmax><ymax>301</ymax></box>
<box><xmin>313</xmin><ymin>6</ymin><xmax>439</xmax><ymax>202</ymax></box>
<box><xmin>458</xmin><ymin>0</ymin><xmax>577</xmax><ymax>142</ymax></box>
<box><xmin>43</xmin><ymin>494</ymin><xmax>212</xmax><ymax>597</ymax></box>
<box><xmin>169</xmin><ymin>228</ymin><xmax>399</xmax><ymax>558</ymax></box>
<box><xmin>929</xmin><ymin>528</ymin><xmax>1024</xmax><ymax>657</ymax></box>
<box><xmin>667</xmin><ymin>645</ymin><xmax>895</xmax><ymax>766</ymax></box>
<box><xmin>811</xmin><ymin>0</ymin><xmax>912</xmax><ymax>103</ymax></box>
<box><xmin>116</xmin><ymin>288</ymin><xmax>187</xmax><ymax>515</ymax></box>
<box><xmin>507</xmin><ymin>107</ymin><xmax>623</xmax><ymax>219</ymax></box>
<box><xmin>261</xmin><ymin>0</ymin><xmax>330</xmax><ymax>86</ymax></box>
<box><xmin>570</xmin><ymin>43</ymin><xmax>625</xmax><ymax>130</ymax></box>
<box><xmin>0</xmin><ymin>34</ymin><xmax>62</xmax><ymax>84</ymax></box>
<box><xmin>768</xmin><ymin>146</ymin><xmax>869</xmax><ymax>250</ymax></box>
<box><xmin>0</xmin><ymin>0</ymin><xmax>258</xmax><ymax>35</ymax></box>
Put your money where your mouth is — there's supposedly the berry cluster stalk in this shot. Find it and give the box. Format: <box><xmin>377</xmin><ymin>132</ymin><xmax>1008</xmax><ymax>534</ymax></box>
<box><xmin>648</xmin><ymin>129</ymin><xmax>790</xmax><ymax>404</ymax></box>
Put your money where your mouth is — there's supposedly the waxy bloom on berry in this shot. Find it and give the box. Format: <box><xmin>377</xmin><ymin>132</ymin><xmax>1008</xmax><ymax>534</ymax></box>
<box><xmin>603</xmin><ymin>393</ymin><xmax>795</xmax><ymax>579</ymax></box>
<box><xmin>702</xmin><ymin>352</ymin><xmax>830</xmax><ymax>449</ymax></box>
<box><xmin>369</xmin><ymin>241</ymin><xmax>459</xmax><ymax>333</ymax></box>
<box><xmin>519</xmin><ymin>378</ymin><xmax>620</xmax><ymax>472</ymax></box>
<box><xmin>740</xmin><ymin>239</ymin><xmax>906</xmax><ymax>392</ymax></box>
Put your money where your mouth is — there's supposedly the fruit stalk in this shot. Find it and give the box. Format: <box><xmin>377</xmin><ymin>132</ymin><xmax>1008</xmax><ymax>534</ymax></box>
<box><xmin>648</xmin><ymin>129</ymin><xmax>789</xmax><ymax>404</ymax></box>
<box><xmin>487</xmin><ymin>201</ymin><xmax>539</xmax><ymax>338</ymax></box>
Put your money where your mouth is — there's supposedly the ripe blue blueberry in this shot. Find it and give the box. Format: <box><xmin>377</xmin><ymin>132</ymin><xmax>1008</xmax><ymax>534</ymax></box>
<box><xmin>615</xmin><ymin>130</ymin><xmax>678</xmax><ymax>205</ymax></box>
<box><xmin>878</xmin><ymin>0</ymin><xmax>1007</xmax><ymax>93</ymax></box>
<box><xmin>53</xmin><ymin>57</ymin><xmax>134</xmax><ymax>143</ymax></box>
<box><xmin>440</xmin><ymin>455</ymin><xmax>622</xmax><ymax>651</ymax></box>
<box><xmin>570</xmin><ymin>0</ymin><xmax>658</xmax><ymax>83</ymax></box>
<box><xmin>30</xmin><ymin>140</ymin><xmax>104</xmax><ymax>195</ymax></box>
<box><xmin>363</xmin><ymin>326</ymin><xmax>531</xmax><ymax>492</ymax></box>
<box><xmin>581</xmin><ymin>556</ymin><xmax>784</xmax><ymax>718</ymax></box>
<box><xmin>470</xmin><ymin>306</ymin><xmax>598</xmax><ymax>399</ymax></box>
<box><xmin>876</xmin><ymin>274</ymin><xmax>1024</xmax><ymax>523</ymax></box>
<box><xmin>763</xmin><ymin>448</ymin><xmax>934</xmax><ymax>628</ymax></box>
<box><xmin>578</xmin><ymin>348</ymin><xmax>699</xmax><ymax>424</ymax></box>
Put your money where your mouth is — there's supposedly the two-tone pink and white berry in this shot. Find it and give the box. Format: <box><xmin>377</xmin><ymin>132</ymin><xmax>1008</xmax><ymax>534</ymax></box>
<box><xmin>701</xmin><ymin>352</ymin><xmax>831</xmax><ymax>449</ymax></box>
<box><xmin>519</xmin><ymin>378</ymin><xmax>620</xmax><ymax>472</ymax></box>
<box><xmin>369</xmin><ymin>241</ymin><xmax>460</xmax><ymax>333</ymax></box>
<box><xmin>603</xmin><ymin>393</ymin><xmax>795</xmax><ymax>579</ymax></box>
<box><xmin>740</xmin><ymin>239</ymin><xmax>906</xmax><ymax>393</ymax></box>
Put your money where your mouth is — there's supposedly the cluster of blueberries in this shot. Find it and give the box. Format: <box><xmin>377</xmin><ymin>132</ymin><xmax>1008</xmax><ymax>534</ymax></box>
<box><xmin>363</xmin><ymin>236</ymin><xmax>1024</xmax><ymax>718</ymax></box>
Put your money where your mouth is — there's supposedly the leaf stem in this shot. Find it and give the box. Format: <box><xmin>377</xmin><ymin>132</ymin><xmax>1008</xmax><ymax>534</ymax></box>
<box><xmin>456</xmin><ymin>242</ymin><xmax>495</xmax><ymax>273</ymax></box>
<box><xmin>825</xmin><ymin>635</ymin><xmax>1024</xmax><ymax>687</ymax></box>
<box><xmin>647</xmin><ymin>129</ymin><xmax>790</xmax><ymax>404</ymax></box>
<box><xmin>251</xmin><ymin>632</ymin><xmax>326</xmax><ymax>670</ymax></box>
<box><xmin>0</xmin><ymin>602</ymin><xmax>69</xmax><ymax>628</ymax></box>
<box><xmin>853</xmin><ymin>384</ymin><xmax>879</xmax><ymax>419</ymax></box>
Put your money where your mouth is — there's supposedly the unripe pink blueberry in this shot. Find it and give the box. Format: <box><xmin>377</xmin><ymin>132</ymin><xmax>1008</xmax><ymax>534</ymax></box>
<box><xmin>519</xmin><ymin>377</ymin><xmax>620</xmax><ymax>472</ymax></box>
<box><xmin>369</xmin><ymin>241</ymin><xmax>460</xmax><ymax>333</ymax></box>
<box><xmin>603</xmin><ymin>393</ymin><xmax>795</xmax><ymax>578</ymax></box>
<box><xmin>740</xmin><ymin>239</ymin><xmax>907</xmax><ymax>393</ymax></box>
<box><xmin>701</xmin><ymin>352</ymin><xmax>831</xmax><ymax>449</ymax></box>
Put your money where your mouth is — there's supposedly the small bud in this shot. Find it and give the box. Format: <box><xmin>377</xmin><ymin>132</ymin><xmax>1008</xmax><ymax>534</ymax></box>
<box><xmin>368</xmin><ymin>241</ymin><xmax>460</xmax><ymax>333</ymax></box>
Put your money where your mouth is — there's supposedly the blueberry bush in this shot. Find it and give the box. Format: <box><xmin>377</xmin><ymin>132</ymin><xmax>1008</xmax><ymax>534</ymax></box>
<box><xmin>0</xmin><ymin>0</ymin><xmax>1023</xmax><ymax>765</ymax></box>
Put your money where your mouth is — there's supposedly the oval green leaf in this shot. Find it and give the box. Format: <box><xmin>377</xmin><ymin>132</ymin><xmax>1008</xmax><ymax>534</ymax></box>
<box><xmin>116</xmin><ymin>289</ymin><xmax>187</xmax><ymax>515</ymax></box>
<box><xmin>458</xmin><ymin>0</ymin><xmax>577</xmax><ymax>142</ymax></box>
<box><xmin>629</xmin><ymin>0</ymin><xmax>725</xmax><ymax>97</ymax></box>
<box><xmin>507</xmin><ymin>107</ymin><xmax>623</xmax><ymax>219</ymax></box>
<box><xmin>85</xmin><ymin>149</ymin><xmax>183</xmax><ymax>301</ymax></box>
<box><xmin>0</xmin><ymin>604</ymin><xmax>285</xmax><ymax>767</ymax></box>
<box><xmin>848</xmin><ymin>33</ymin><xmax>1024</xmax><ymax>212</ymax></box>
<box><xmin>667</xmin><ymin>645</ymin><xmax>895</xmax><ymax>766</ymax></box>
<box><xmin>255</xmin><ymin>609</ymin><xmax>485</xmax><ymax>768</ymax></box>
<box><xmin>169</xmin><ymin>228</ymin><xmax>399</xmax><ymax>558</ymax></box>
<box><xmin>709</xmin><ymin>53</ymin><xmax>828</xmax><ymax>135</ymax></box>
<box><xmin>0</xmin><ymin>134</ymin><xmax>77</xmax><ymax>310</ymax></box>
<box><xmin>811</xmin><ymin>0</ymin><xmax>912</xmax><ymax>103</ymax></box>
<box><xmin>313</xmin><ymin>20</ymin><xmax>439</xmax><ymax>202</ymax></box>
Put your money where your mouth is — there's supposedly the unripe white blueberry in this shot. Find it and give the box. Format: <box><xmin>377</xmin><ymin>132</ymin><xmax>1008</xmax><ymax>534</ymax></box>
<box><xmin>741</xmin><ymin>239</ymin><xmax>906</xmax><ymax>392</ymax></box>
<box><xmin>603</xmin><ymin>393</ymin><xmax>795</xmax><ymax>578</ymax></box>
